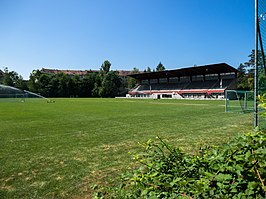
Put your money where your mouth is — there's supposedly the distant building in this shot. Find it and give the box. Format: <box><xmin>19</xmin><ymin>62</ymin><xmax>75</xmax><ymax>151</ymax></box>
<box><xmin>40</xmin><ymin>68</ymin><xmax>97</xmax><ymax>78</ymax></box>
<box><xmin>40</xmin><ymin>68</ymin><xmax>133</xmax><ymax>78</ymax></box>
<box><xmin>115</xmin><ymin>70</ymin><xmax>133</xmax><ymax>77</ymax></box>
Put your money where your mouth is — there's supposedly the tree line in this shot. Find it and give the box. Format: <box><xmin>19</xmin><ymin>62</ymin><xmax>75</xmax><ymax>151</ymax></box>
<box><xmin>0</xmin><ymin>61</ymin><xmax>166</xmax><ymax>98</ymax></box>
<box><xmin>27</xmin><ymin>60</ymin><xmax>128</xmax><ymax>98</ymax></box>
<box><xmin>1</xmin><ymin>52</ymin><xmax>263</xmax><ymax>98</ymax></box>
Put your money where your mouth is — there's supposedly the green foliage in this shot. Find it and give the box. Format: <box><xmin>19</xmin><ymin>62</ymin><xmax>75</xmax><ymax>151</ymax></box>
<box><xmin>26</xmin><ymin>61</ymin><xmax>127</xmax><ymax>98</ymax></box>
<box><xmin>237</xmin><ymin>49</ymin><xmax>266</xmax><ymax>91</ymax></box>
<box><xmin>126</xmin><ymin>67</ymin><xmax>140</xmax><ymax>89</ymax></box>
<box><xmin>0</xmin><ymin>67</ymin><xmax>26</xmax><ymax>89</ymax></box>
<box><xmin>258</xmin><ymin>70</ymin><xmax>266</xmax><ymax>94</ymax></box>
<box><xmin>97</xmin><ymin>133</ymin><xmax>266</xmax><ymax>198</ymax></box>
<box><xmin>237</xmin><ymin>53</ymin><xmax>254</xmax><ymax>90</ymax></box>
<box><xmin>258</xmin><ymin>93</ymin><xmax>266</xmax><ymax>117</ymax></box>
<box><xmin>146</xmin><ymin>67</ymin><xmax>152</xmax><ymax>73</ymax></box>
<box><xmin>156</xmin><ymin>62</ymin><xmax>165</xmax><ymax>71</ymax></box>
<box><xmin>101</xmin><ymin>60</ymin><xmax>111</xmax><ymax>74</ymax></box>
<box><xmin>99</xmin><ymin>71</ymin><xmax>122</xmax><ymax>97</ymax></box>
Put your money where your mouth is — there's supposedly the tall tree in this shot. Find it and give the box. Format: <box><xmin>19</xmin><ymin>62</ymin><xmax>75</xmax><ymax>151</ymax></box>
<box><xmin>38</xmin><ymin>73</ymin><xmax>51</xmax><ymax>96</ymax></box>
<box><xmin>156</xmin><ymin>62</ymin><xmax>165</xmax><ymax>71</ymax></box>
<box><xmin>0</xmin><ymin>69</ymin><xmax>4</xmax><ymax>83</ymax></box>
<box><xmin>15</xmin><ymin>75</ymin><xmax>28</xmax><ymax>90</ymax></box>
<box><xmin>146</xmin><ymin>67</ymin><xmax>152</xmax><ymax>72</ymax></box>
<box><xmin>48</xmin><ymin>76</ymin><xmax>60</xmax><ymax>97</ymax></box>
<box><xmin>236</xmin><ymin>49</ymin><xmax>266</xmax><ymax>91</ymax></box>
<box><xmin>2</xmin><ymin>67</ymin><xmax>20</xmax><ymax>87</ymax></box>
<box><xmin>237</xmin><ymin>63</ymin><xmax>249</xmax><ymax>90</ymax></box>
<box><xmin>99</xmin><ymin>71</ymin><xmax>122</xmax><ymax>97</ymax></box>
<box><xmin>57</xmin><ymin>73</ymin><xmax>68</xmax><ymax>97</ymax></box>
<box><xmin>80</xmin><ymin>72</ymin><xmax>97</xmax><ymax>97</ymax></box>
<box><xmin>101</xmin><ymin>60</ymin><xmax>111</xmax><ymax>74</ymax></box>
<box><xmin>28</xmin><ymin>70</ymin><xmax>42</xmax><ymax>93</ymax></box>
<box><xmin>127</xmin><ymin>67</ymin><xmax>140</xmax><ymax>89</ymax></box>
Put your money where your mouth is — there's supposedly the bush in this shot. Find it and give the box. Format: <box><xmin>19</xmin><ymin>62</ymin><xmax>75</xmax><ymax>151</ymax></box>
<box><xmin>95</xmin><ymin>133</ymin><xmax>266</xmax><ymax>198</ymax></box>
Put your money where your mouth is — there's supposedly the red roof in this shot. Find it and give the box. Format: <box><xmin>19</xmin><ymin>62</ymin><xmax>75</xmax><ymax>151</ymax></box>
<box><xmin>179</xmin><ymin>89</ymin><xmax>224</xmax><ymax>94</ymax></box>
<box><xmin>40</xmin><ymin>68</ymin><xmax>133</xmax><ymax>77</ymax></box>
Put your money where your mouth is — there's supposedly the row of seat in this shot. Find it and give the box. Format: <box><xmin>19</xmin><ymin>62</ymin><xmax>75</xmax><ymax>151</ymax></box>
<box><xmin>134</xmin><ymin>79</ymin><xmax>234</xmax><ymax>92</ymax></box>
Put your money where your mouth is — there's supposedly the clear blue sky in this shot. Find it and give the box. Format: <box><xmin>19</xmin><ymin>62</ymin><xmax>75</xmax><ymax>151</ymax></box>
<box><xmin>0</xmin><ymin>0</ymin><xmax>254</xmax><ymax>79</ymax></box>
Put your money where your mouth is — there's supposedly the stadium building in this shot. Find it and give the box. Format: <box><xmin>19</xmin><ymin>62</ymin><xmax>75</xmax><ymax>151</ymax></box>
<box><xmin>127</xmin><ymin>63</ymin><xmax>238</xmax><ymax>100</ymax></box>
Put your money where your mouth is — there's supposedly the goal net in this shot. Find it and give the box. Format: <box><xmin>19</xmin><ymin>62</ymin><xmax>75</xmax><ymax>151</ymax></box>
<box><xmin>225</xmin><ymin>90</ymin><xmax>254</xmax><ymax>113</ymax></box>
<box><xmin>258</xmin><ymin>0</ymin><xmax>266</xmax><ymax>128</ymax></box>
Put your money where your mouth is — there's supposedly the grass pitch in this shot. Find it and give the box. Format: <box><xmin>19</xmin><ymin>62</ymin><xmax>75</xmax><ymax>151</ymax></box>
<box><xmin>0</xmin><ymin>98</ymin><xmax>253</xmax><ymax>198</ymax></box>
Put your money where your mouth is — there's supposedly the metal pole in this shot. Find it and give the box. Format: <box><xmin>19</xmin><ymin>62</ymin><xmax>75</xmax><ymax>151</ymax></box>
<box><xmin>245</xmin><ymin>92</ymin><xmax>248</xmax><ymax>110</ymax></box>
<box><xmin>225</xmin><ymin>90</ymin><xmax>227</xmax><ymax>112</ymax></box>
<box><xmin>254</xmin><ymin>0</ymin><xmax>258</xmax><ymax>127</ymax></box>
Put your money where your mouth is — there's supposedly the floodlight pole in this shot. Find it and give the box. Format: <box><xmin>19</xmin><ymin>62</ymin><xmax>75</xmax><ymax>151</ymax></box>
<box><xmin>254</xmin><ymin>0</ymin><xmax>258</xmax><ymax>128</ymax></box>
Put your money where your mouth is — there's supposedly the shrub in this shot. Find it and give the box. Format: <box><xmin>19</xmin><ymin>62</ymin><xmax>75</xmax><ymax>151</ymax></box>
<box><xmin>95</xmin><ymin>133</ymin><xmax>266</xmax><ymax>199</ymax></box>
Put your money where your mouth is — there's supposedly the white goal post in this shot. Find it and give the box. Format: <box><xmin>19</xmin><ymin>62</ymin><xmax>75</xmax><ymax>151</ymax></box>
<box><xmin>225</xmin><ymin>90</ymin><xmax>254</xmax><ymax>113</ymax></box>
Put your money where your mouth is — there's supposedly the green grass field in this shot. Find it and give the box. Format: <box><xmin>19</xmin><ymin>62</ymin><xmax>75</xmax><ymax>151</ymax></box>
<box><xmin>0</xmin><ymin>98</ymin><xmax>253</xmax><ymax>198</ymax></box>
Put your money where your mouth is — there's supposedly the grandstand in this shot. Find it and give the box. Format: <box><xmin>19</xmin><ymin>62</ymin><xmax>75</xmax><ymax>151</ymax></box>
<box><xmin>127</xmin><ymin>63</ymin><xmax>238</xmax><ymax>99</ymax></box>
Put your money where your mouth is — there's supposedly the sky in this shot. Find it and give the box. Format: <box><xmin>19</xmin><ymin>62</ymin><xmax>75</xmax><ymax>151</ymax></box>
<box><xmin>0</xmin><ymin>0</ymin><xmax>254</xmax><ymax>79</ymax></box>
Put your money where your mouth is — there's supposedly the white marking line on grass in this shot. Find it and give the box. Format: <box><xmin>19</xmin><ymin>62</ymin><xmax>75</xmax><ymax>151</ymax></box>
<box><xmin>148</xmin><ymin>102</ymin><xmax>210</xmax><ymax>106</ymax></box>
<box><xmin>9</xmin><ymin>132</ymin><xmax>83</xmax><ymax>142</ymax></box>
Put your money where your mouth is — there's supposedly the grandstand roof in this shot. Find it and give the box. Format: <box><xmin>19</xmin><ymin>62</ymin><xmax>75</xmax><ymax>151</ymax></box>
<box><xmin>128</xmin><ymin>63</ymin><xmax>237</xmax><ymax>80</ymax></box>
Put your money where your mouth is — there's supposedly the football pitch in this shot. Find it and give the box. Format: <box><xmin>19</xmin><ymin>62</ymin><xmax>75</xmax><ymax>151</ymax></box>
<box><xmin>0</xmin><ymin>98</ymin><xmax>253</xmax><ymax>198</ymax></box>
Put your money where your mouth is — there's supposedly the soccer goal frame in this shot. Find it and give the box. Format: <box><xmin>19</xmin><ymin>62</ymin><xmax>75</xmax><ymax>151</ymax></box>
<box><xmin>225</xmin><ymin>90</ymin><xmax>254</xmax><ymax>113</ymax></box>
